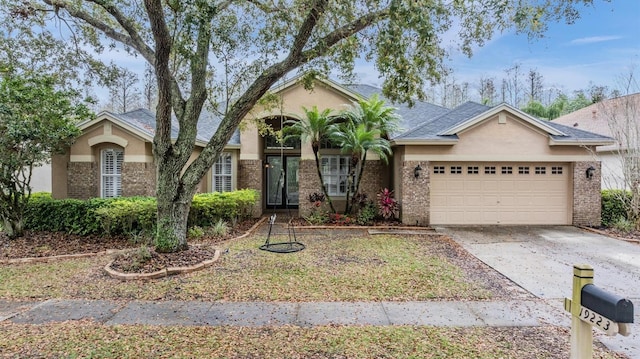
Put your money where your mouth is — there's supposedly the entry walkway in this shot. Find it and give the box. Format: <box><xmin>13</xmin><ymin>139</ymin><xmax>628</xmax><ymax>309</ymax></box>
<box><xmin>1</xmin><ymin>298</ymin><xmax>567</xmax><ymax>327</ymax></box>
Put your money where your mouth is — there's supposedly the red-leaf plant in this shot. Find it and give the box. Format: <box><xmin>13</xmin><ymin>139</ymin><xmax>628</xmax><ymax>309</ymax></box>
<box><xmin>377</xmin><ymin>188</ymin><xmax>399</xmax><ymax>220</ymax></box>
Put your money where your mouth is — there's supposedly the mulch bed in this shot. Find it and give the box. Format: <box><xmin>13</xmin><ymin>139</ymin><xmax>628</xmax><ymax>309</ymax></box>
<box><xmin>596</xmin><ymin>227</ymin><xmax>640</xmax><ymax>241</ymax></box>
<box><xmin>108</xmin><ymin>245</ymin><xmax>220</xmax><ymax>274</ymax></box>
<box><xmin>0</xmin><ymin>219</ymin><xmax>259</xmax><ymax>274</ymax></box>
<box><xmin>0</xmin><ymin>231</ymin><xmax>135</xmax><ymax>260</ymax></box>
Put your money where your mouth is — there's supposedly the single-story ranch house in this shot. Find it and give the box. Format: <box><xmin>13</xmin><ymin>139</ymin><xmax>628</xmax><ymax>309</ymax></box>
<box><xmin>52</xmin><ymin>78</ymin><xmax>614</xmax><ymax>226</ymax></box>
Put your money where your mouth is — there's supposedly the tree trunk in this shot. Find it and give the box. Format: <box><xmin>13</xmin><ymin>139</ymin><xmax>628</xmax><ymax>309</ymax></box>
<box><xmin>153</xmin><ymin>150</ymin><xmax>197</xmax><ymax>252</ymax></box>
<box><xmin>313</xmin><ymin>148</ymin><xmax>336</xmax><ymax>213</ymax></box>
<box><xmin>2</xmin><ymin>216</ymin><xmax>24</xmax><ymax>239</ymax></box>
<box><xmin>155</xmin><ymin>180</ymin><xmax>194</xmax><ymax>252</ymax></box>
<box><xmin>351</xmin><ymin>152</ymin><xmax>368</xmax><ymax>212</ymax></box>
<box><xmin>344</xmin><ymin>155</ymin><xmax>360</xmax><ymax>214</ymax></box>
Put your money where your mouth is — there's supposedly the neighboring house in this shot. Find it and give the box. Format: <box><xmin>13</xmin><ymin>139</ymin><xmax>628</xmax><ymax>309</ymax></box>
<box><xmin>30</xmin><ymin>163</ymin><xmax>52</xmax><ymax>192</ymax></box>
<box><xmin>52</xmin><ymin>78</ymin><xmax>613</xmax><ymax>226</ymax></box>
<box><xmin>553</xmin><ymin>93</ymin><xmax>640</xmax><ymax>189</ymax></box>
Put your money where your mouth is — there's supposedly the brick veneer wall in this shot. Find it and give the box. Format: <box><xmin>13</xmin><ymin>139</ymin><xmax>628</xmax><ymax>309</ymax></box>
<box><xmin>298</xmin><ymin>159</ymin><xmax>388</xmax><ymax>217</ymax></box>
<box><xmin>68</xmin><ymin>162</ymin><xmax>98</xmax><ymax>199</ymax></box>
<box><xmin>573</xmin><ymin>161</ymin><xmax>602</xmax><ymax>226</ymax></box>
<box><xmin>298</xmin><ymin>159</ymin><xmax>323</xmax><ymax>217</ymax></box>
<box><xmin>238</xmin><ymin>159</ymin><xmax>264</xmax><ymax>217</ymax></box>
<box><xmin>400</xmin><ymin>161</ymin><xmax>430</xmax><ymax>226</ymax></box>
<box><xmin>358</xmin><ymin>160</ymin><xmax>387</xmax><ymax>200</ymax></box>
<box><xmin>122</xmin><ymin>162</ymin><xmax>156</xmax><ymax>197</ymax></box>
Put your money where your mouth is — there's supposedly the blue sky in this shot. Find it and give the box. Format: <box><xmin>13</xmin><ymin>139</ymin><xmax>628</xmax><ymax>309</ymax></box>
<box><xmin>96</xmin><ymin>1</ymin><xmax>639</xmax><ymax>105</ymax></box>
<box><xmin>355</xmin><ymin>1</ymin><xmax>640</xmax><ymax>95</ymax></box>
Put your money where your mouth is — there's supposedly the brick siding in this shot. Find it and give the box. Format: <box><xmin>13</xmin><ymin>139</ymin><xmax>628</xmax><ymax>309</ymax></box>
<box><xmin>573</xmin><ymin>161</ymin><xmax>602</xmax><ymax>226</ymax></box>
<box><xmin>298</xmin><ymin>159</ymin><xmax>389</xmax><ymax>217</ymax></box>
<box><xmin>298</xmin><ymin>159</ymin><xmax>323</xmax><ymax>217</ymax></box>
<box><xmin>122</xmin><ymin>162</ymin><xmax>156</xmax><ymax>197</ymax></box>
<box><xmin>399</xmin><ymin>161</ymin><xmax>430</xmax><ymax>226</ymax></box>
<box><xmin>238</xmin><ymin>159</ymin><xmax>264</xmax><ymax>217</ymax></box>
<box><xmin>67</xmin><ymin>162</ymin><xmax>98</xmax><ymax>199</ymax></box>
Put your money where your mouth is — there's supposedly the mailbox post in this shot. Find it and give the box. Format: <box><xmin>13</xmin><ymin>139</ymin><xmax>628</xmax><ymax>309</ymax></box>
<box><xmin>564</xmin><ymin>264</ymin><xmax>634</xmax><ymax>359</ymax></box>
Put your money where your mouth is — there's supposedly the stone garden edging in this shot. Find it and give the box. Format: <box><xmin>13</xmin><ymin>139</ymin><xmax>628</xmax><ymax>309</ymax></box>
<box><xmin>103</xmin><ymin>216</ymin><xmax>268</xmax><ymax>280</ymax></box>
<box><xmin>103</xmin><ymin>249</ymin><xmax>221</xmax><ymax>280</ymax></box>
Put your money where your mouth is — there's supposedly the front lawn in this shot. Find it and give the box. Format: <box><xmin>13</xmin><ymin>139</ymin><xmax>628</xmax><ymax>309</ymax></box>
<box><xmin>0</xmin><ymin>233</ymin><xmax>502</xmax><ymax>301</ymax></box>
<box><xmin>0</xmin><ymin>323</ymin><xmax>623</xmax><ymax>358</ymax></box>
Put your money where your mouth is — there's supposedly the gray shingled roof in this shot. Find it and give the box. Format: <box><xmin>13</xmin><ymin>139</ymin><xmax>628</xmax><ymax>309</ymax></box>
<box><xmin>393</xmin><ymin>101</ymin><xmax>490</xmax><ymax>141</ymax></box>
<box><xmin>111</xmin><ymin>108</ymin><xmax>240</xmax><ymax>146</ymax></box>
<box><xmin>344</xmin><ymin>84</ymin><xmax>450</xmax><ymax>136</ymax></box>
<box><xmin>546</xmin><ymin>121</ymin><xmax>615</xmax><ymax>142</ymax></box>
<box><xmin>107</xmin><ymin>83</ymin><xmax>609</xmax><ymax>146</ymax></box>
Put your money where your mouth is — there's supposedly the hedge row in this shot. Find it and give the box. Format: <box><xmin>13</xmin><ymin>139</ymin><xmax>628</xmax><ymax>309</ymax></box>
<box><xmin>24</xmin><ymin>190</ymin><xmax>258</xmax><ymax>235</ymax></box>
<box><xmin>601</xmin><ymin>189</ymin><xmax>632</xmax><ymax>227</ymax></box>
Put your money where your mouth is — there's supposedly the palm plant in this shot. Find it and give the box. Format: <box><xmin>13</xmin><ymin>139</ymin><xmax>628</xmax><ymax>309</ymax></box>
<box><xmin>284</xmin><ymin>106</ymin><xmax>337</xmax><ymax>213</ymax></box>
<box><xmin>331</xmin><ymin>121</ymin><xmax>392</xmax><ymax>214</ymax></box>
<box><xmin>333</xmin><ymin>95</ymin><xmax>398</xmax><ymax>214</ymax></box>
<box><xmin>344</xmin><ymin>94</ymin><xmax>402</xmax><ymax>139</ymax></box>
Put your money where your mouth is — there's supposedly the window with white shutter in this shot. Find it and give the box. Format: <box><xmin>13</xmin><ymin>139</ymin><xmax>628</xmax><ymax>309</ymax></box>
<box><xmin>101</xmin><ymin>148</ymin><xmax>123</xmax><ymax>198</ymax></box>
<box><xmin>212</xmin><ymin>152</ymin><xmax>233</xmax><ymax>192</ymax></box>
<box><xmin>321</xmin><ymin>155</ymin><xmax>350</xmax><ymax>196</ymax></box>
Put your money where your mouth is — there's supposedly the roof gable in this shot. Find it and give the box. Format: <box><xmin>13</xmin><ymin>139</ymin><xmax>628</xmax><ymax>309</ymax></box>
<box><xmin>78</xmin><ymin>110</ymin><xmax>156</xmax><ymax>142</ymax></box>
<box><xmin>271</xmin><ymin>76</ymin><xmax>362</xmax><ymax>103</ymax></box>
<box><xmin>439</xmin><ymin>103</ymin><xmax>566</xmax><ymax>136</ymax></box>
<box><xmin>392</xmin><ymin>102</ymin><xmax>614</xmax><ymax>146</ymax></box>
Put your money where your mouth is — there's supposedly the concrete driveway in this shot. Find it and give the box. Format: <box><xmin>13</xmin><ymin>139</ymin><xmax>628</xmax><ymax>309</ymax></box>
<box><xmin>439</xmin><ymin>225</ymin><xmax>640</xmax><ymax>358</ymax></box>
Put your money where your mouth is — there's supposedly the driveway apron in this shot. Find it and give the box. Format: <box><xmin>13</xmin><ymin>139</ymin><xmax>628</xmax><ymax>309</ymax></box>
<box><xmin>440</xmin><ymin>225</ymin><xmax>640</xmax><ymax>358</ymax></box>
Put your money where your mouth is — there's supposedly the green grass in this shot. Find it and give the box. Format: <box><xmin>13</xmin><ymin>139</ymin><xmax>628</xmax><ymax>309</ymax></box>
<box><xmin>0</xmin><ymin>234</ymin><xmax>490</xmax><ymax>301</ymax></box>
<box><xmin>0</xmin><ymin>323</ymin><xmax>624</xmax><ymax>359</ymax></box>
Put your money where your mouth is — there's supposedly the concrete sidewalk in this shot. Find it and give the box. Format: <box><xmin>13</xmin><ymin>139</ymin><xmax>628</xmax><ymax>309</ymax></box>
<box><xmin>1</xmin><ymin>298</ymin><xmax>568</xmax><ymax>328</ymax></box>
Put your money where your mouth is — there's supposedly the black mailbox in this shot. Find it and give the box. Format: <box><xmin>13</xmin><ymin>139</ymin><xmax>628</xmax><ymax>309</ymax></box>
<box><xmin>581</xmin><ymin>284</ymin><xmax>634</xmax><ymax>323</ymax></box>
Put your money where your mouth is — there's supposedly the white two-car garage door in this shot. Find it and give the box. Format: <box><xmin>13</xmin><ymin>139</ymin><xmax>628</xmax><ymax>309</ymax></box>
<box><xmin>430</xmin><ymin>162</ymin><xmax>570</xmax><ymax>225</ymax></box>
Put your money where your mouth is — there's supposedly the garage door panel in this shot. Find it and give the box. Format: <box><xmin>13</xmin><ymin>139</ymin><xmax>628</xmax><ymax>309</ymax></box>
<box><xmin>482</xmin><ymin>181</ymin><xmax>499</xmax><ymax>191</ymax></box>
<box><xmin>465</xmin><ymin>181</ymin><xmax>482</xmax><ymax>191</ymax></box>
<box><xmin>430</xmin><ymin>162</ymin><xmax>569</xmax><ymax>225</ymax></box>
<box><xmin>499</xmin><ymin>195</ymin><xmax>519</xmax><ymax>206</ymax></box>
<box><xmin>465</xmin><ymin>195</ymin><xmax>484</xmax><ymax>206</ymax></box>
<box><xmin>448</xmin><ymin>195</ymin><xmax>465</xmax><ymax>206</ymax></box>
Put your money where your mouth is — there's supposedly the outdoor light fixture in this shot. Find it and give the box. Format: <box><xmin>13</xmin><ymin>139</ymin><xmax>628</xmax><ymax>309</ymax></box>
<box><xmin>414</xmin><ymin>164</ymin><xmax>422</xmax><ymax>178</ymax></box>
<box><xmin>264</xmin><ymin>161</ymin><xmax>271</xmax><ymax>169</ymax></box>
<box><xmin>586</xmin><ymin>166</ymin><xmax>595</xmax><ymax>180</ymax></box>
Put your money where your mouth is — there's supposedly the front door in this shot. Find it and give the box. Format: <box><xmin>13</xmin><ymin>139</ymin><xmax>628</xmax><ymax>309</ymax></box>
<box><xmin>266</xmin><ymin>156</ymin><xmax>300</xmax><ymax>209</ymax></box>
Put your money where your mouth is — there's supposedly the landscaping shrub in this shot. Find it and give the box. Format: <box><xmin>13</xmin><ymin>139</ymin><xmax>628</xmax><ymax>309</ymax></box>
<box><xmin>356</xmin><ymin>201</ymin><xmax>378</xmax><ymax>225</ymax></box>
<box><xmin>601</xmin><ymin>189</ymin><xmax>632</xmax><ymax>227</ymax></box>
<box><xmin>189</xmin><ymin>189</ymin><xmax>258</xmax><ymax>227</ymax></box>
<box><xmin>23</xmin><ymin>189</ymin><xmax>258</xmax><ymax>236</ymax></box>
<box><xmin>377</xmin><ymin>188</ymin><xmax>399</xmax><ymax>220</ymax></box>
<box><xmin>24</xmin><ymin>193</ymin><xmax>107</xmax><ymax>235</ymax></box>
<box><xmin>209</xmin><ymin>218</ymin><xmax>229</xmax><ymax>236</ymax></box>
<box><xmin>94</xmin><ymin>197</ymin><xmax>157</xmax><ymax>235</ymax></box>
<box><xmin>612</xmin><ymin>217</ymin><xmax>635</xmax><ymax>233</ymax></box>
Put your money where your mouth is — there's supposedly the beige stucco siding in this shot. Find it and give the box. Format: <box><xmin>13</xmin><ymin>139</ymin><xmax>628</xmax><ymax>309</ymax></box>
<box><xmin>241</xmin><ymin>82</ymin><xmax>359</xmax><ymax>161</ymax></box>
<box><xmin>69</xmin><ymin>120</ymin><xmax>152</xmax><ymax>162</ymax></box>
<box><xmin>403</xmin><ymin>114</ymin><xmax>595</xmax><ymax>161</ymax></box>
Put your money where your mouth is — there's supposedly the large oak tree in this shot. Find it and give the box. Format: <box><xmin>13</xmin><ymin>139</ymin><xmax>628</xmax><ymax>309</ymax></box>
<box><xmin>5</xmin><ymin>0</ymin><xmax>602</xmax><ymax>252</ymax></box>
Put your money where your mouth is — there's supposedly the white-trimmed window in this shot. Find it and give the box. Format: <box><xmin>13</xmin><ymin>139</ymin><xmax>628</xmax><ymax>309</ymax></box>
<box><xmin>321</xmin><ymin>155</ymin><xmax>350</xmax><ymax>196</ymax></box>
<box><xmin>212</xmin><ymin>152</ymin><xmax>233</xmax><ymax>192</ymax></box>
<box><xmin>101</xmin><ymin>148</ymin><xmax>123</xmax><ymax>198</ymax></box>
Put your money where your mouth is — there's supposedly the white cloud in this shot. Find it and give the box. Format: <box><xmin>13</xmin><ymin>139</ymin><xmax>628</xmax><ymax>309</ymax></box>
<box><xmin>570</xmin><ymin>35</ymin><xmax>623</xmax><ymax>45</ymax></box>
